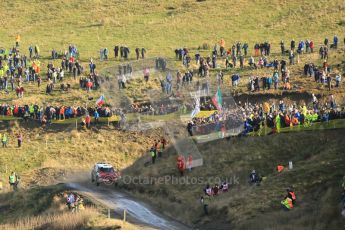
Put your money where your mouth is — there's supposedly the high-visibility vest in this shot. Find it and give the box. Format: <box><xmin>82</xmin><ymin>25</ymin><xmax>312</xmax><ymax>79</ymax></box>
<box><xmin>287</xmin><ymin>198</ymin><xmax>293</xmax><ymax>208</ymax></box>
<box><xmin>150</xmin><ymin>151</ymin><xmax>155</xmax><ymax>157</ymax></box>
<box><xmin>9</xmin><ymin>175</ymin><xmax>16</xmax><ymax>183</ymax></box>
<box><xmin>302</xmin><ymin>106</ymin><xmax>307</xmax><ymax>115</ymax></box>
<box><xmin>281</xmin><ymin>198</ymin><xmax>293</xmax><ymax>209</ymax></box>
<box><xmin>29</xmin><ymin>105</ymin><xmax>34</xmax><ymax>113</ymax></box>
<box><xmin>2</xmin><ymin>135</ymin><xmax>7</xmax><ymax>142</ymax></box>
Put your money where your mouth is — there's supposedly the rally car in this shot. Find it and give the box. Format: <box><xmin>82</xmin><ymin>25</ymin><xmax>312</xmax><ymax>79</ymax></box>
<box><xmin>91</xmin><ymin>163</ymin><xmax>121</xmax><ymax>186</ymax></box>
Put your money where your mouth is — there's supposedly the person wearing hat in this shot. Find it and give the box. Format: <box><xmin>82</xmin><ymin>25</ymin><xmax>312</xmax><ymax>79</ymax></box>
<box><xmin>286</xmin><ymin>188</ymin><xmax>296</xmax><ymax>204</ymax></box>
<box><xmin>249</xmin><ymin>169</ymin><xmax>260</xmax><ymax>185</ymax></box>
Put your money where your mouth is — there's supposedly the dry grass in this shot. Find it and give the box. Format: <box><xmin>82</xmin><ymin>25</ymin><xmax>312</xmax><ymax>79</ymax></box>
<box><xmin>0</xmin><ymin>185</ymin><xmax>144</xmax><ymax>230</ymax></box>
<box><xmin>0</xmin><ymin>207</ymin><xmax>143</xmax><ymax>230</ymax></box>
<box><xmin>119</xmin><ymin>129</ymin><xmax>345</xmax><ymax>229</ymax></box>
<box><xmin>0</xmin><ymin>122</ymin><xmax>162</xmax><ymax>189</ymax></box>
<box><xmin>0</xmin><ymin>209</ymin><xmax>95</xmax><ymax>230</ymax></box>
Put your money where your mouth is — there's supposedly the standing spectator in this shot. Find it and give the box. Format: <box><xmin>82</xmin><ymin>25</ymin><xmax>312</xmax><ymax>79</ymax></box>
<box><xmin>104</xmin><ymin>48</ymin><xmax>109</xmax><ymax>60</ymax></box>
<box><xmin>200</xmin><ymin>195</ymin><xmax>210</xmax><ymax>215</ymax></box>
<box><xmin>310</xmin><ymin>40</ymin><xmax>314</xmax><ymax>53</ymax></box>
<box><xmin>333</xmin><ymin>35</ymin><xmax>338</xmax><ymax>49</ymax></box>
<box><xmin>150</xmin><ymin>147</ymin><xmax>156</xmax><ymax>164</ymax></box>
<box><xmin>239</xmin><ymin>54</ymin><xmax>244</xmax><ymax>69</ymax></box>
<box><xmin>89</xmin><ymin>60</ymin><xmax>96</xmax><ymax>74</ymax></box>
<box><xmin>266</xmin><ymin>76</ymin><xmax>272</xmax><ymax>90</ymax></box>
<box><xmin>85</xmin><ymin>114</ymin><xmax>91</xmax><ymax>129</ymax></box>
<box><xmin>114</xmin><ymin>45</ymin><xmax>119</xmax><ymax>58</ymax></box>
<box><xmin>280</xmin><ymin>40</ymin><xmax>285</xmax><ymax>54</ymax></box>
<box><xmin>94</xmin><ymin>110</ymin><xmax>100</xmax><ymax>123</ymax></box>
<box><xmin>143</xmin><ymin>67</ymin><xmax>150</xmax><ymax>82</ymax></box>
<box><xmin>141</xmin><ymin>48</ymin><xmax>146</xmax><ymax>59</ymax></box>
<box><xmin>135</xmin><ymin>48</ymin><xmax>140</xmax><ymax>60</ymax></box>
<box><xmin>243</xmin><ymin>43</ymin><xmax>248</xmax><ymax>56</ymax></box>
<box><xmin>324</xmin><ymin>37</ymin><xmax>329</xmax><ymax>47</ymax></box>
<box><xmin>290</xmin><ymin>39</ymin><xmax>295</xmax><ymax>51</ymax></box>
<box><xmin>335</xmin><ymin>73</ymin><xmax>342</xmax><ymax>87</ymax></box>
<box><xmin>273</xmin><ymin>70</ymin><xmax>279</xmax><ymax>90</ymax></box>
<box><xmin>327</xmin><ymin>74</ymin><xmax>332</xmax><ymax>91</ymax></box>
<box><xmin>2</xmin><ymin>133</ymin><xmax>8</xmax><ymax>147</ymax></box>
<box><xmin>17</xmin><ymin>133</ymin><xmax>22</xmax><ymax>148</ymax></box>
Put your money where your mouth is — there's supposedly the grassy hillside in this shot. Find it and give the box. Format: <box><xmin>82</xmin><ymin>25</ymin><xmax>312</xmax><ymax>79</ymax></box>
<box><xmin>0</xmin><ymin>121</ymin><xmax>162</xmax><ymax>190</ymax></box>
<box><xmin>119</xmin><ymin>129</ymin><xmax>345</xmax><ymax>229</ymax></box>
<box><xmin>1</xmin><ymin>0</ymin><xmax>345</xmax><ymax>106</ymax></box>
<box><xmin>1</xmin><ymin>0</ymin><xmax>344</xmax><ymax>56</ymax></box>
<box><xmin>0</xmin><ymin>1</ymin><xmax>345</xmax><ymax>229</ymax></box>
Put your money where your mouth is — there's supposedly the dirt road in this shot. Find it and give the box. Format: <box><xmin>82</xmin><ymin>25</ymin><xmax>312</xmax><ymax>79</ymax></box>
<box><xmin>67</xmin><ymin>182</ymin><xmax>190</xmax><ymax>230</ymax></box>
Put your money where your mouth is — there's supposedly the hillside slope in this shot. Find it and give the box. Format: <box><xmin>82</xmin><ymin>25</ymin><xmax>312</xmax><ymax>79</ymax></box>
<box><xmin>119</xmin><ymin>129</ymin><xmax>345</xmax><ymax>229</ymax></box>
<box><xmin>1</xmin><ymin>0</ymin><xmax>344</xmax><ymax>56</ymax></box>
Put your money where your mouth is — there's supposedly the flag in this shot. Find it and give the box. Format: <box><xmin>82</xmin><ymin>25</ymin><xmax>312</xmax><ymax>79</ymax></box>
<box><xmin>212</xmin><ymin>88</ymin><xmax>223</xmax><ymax>111</ymax></box>
<box><xmin>96</xmin><ymin>95</ymin><xmax>106</xmax><ymax>106</ymax></box>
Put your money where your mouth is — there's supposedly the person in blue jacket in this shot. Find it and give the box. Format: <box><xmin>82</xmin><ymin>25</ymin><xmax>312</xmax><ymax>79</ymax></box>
<box><xmin>94</xmin><ymin>110</ymin><xmax>100</xmax><ymax>123</ymax></box>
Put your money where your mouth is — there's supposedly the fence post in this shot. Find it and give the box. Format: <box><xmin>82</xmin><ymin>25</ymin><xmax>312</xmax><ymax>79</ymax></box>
<box><xmin>108</xmin><ymin>208</ymin><xmax>110</xmax><ymax>219</ymax></box>
<box><xmin>123</xmin><ymin>209</ymin><xmax>126</xmax><ymax>225</ymax></box>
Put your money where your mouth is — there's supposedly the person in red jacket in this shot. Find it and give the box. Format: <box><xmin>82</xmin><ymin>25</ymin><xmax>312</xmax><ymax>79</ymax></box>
<box><xmin>85</xmin><ymin>115</ymin><xmax>91</xmax><ymax>128</ymax></box>
<box><xmin>176</xmin><ymin>155</ymin><xmax>185</xmax><ymax>176</ymax></box>
<box><xmin>310</xmin><ymin>40</ymin><xmax>314</xmax><ymax>53</ymax></box>
<box><xmin>13</xmin><ymin>105</ymin><xmax>19</xmax><ymax>116</ymax></box>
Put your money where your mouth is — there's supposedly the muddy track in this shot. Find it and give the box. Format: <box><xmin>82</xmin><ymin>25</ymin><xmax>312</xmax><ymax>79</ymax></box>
<box><xmin>66</xmin><ymin>182</ymin><xmax>191</xmax><ymax>230</ymax></box>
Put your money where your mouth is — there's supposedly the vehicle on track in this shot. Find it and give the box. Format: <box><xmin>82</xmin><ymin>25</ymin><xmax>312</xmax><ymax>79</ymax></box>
<box><xmin>91</xmin><ymin>163</ymin><xmax>121</xmax><ymax>186</ymax></box>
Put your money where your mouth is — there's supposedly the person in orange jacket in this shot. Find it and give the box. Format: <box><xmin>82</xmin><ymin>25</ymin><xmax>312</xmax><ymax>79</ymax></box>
<box><xmin>286</xmin><ymin>188</ymin><xmax>296</xmax><ymax>204</ymax></box>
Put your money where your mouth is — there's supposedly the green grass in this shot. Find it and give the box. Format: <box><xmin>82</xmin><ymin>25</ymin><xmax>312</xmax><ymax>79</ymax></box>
<box><xmin>1</xmin><ymin>0</ymin><xmax>344</xmax><ymax>56</ymax></box>
<box><xmin>1</xmin><ymin>0</ymin><xmax>345</xmax><ymax>106</ymax></box>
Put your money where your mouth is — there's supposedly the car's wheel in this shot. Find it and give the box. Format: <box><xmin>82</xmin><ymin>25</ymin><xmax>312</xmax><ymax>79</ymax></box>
<box><xmin>91</xmin><ymin>175</ymin><xmax>95</xmax><ymax>183</ymax></box>
<box><xmin>96</xmin><ymin>182</ymin><xmax>100</xmax><ymax>186</ymax></box>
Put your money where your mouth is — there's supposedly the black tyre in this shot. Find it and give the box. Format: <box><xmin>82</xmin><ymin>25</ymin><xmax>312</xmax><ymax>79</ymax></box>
<box><xmin>96</xmin><ymin>176</ymin><xmax>100</xmax><ymax>186</ymax></box>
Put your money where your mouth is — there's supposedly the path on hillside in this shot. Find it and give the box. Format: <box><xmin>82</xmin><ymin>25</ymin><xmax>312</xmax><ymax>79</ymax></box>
<box><xmin>67</xmin><ymin>182</ymin><xmax>190</xmax><ymax>230</ymax></box>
